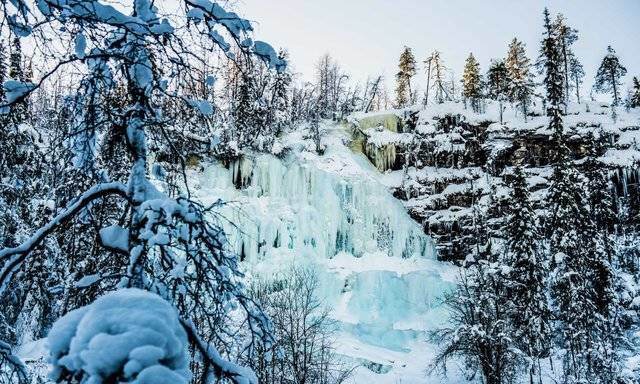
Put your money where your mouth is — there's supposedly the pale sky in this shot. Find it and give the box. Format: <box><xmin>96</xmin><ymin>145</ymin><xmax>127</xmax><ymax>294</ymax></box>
<box><xmin>239</xmin><ymin>0</ymin><xmax>640</xmax><ymax>93</ymax></box>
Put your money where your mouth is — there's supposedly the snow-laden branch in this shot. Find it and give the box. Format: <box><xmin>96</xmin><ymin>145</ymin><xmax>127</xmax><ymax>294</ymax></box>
<box><xmin>181</xmin><ymin>318</ymin><xmax>258</xmax><ymax>384</ymax></box>
<box><xmin>0</xmin><ymin>182</ymin><xmax>129</xmax><ymax>294</ymax></box>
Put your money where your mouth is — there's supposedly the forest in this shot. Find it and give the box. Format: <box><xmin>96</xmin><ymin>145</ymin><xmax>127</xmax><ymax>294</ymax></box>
<box><xmin>0</xmin><ymin>1</ymin><xmax>639</xmax><ymax>383</ymax></box>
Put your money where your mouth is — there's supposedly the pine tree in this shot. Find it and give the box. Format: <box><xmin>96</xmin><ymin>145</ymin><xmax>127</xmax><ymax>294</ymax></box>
<box><xmin>628</xmin><ymin>77</ymin><xmax>640</xmax><ymax>108</ymax></box>
<box><xmin>553</xmin><ymin>14</ymin><xmax>579</xmax><ymax>105</ymax></box>
<box><xmin>540</xmin><ymin>8</ymin><xmax>564</xmax><ymax>140</ymax></box>
<box><xmin>395</xmin><ymin>47</ymin><xmax>416</xmax><ymax>108</ymax></box>
<box><xmin>505</xmin><ymin>38</ymin><xmax>534</xmax><ymax>121</ymax></box>
<box><xmin>486</xmin><ymin>60</ymin><xmax>509</xmax><ymax>124</ymax></box>
<box><xmin>594</xmin><ymin>46</ymin><xmax>627</xmax><ymax>106</ymax></box>
<box><xmin>504</xmin><ymin>166</ymin><xmax>551</xmax><ymax>382</ymax></box>
<box><xmin>462</xmin><ymin>53</ymin><xmax>482</xmax><ymax>112</ymax></box>
<box><xmin>568</xmin><ymin>55</ymin><xmax>585</xmax><ymax>104</ymax></box>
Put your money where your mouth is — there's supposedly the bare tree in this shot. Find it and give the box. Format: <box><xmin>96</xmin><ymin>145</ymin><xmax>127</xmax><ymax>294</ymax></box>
<box><xmin>249</xmin><ymin>267</ymin><xmax>353</xmax><ymax>384</ymax></box>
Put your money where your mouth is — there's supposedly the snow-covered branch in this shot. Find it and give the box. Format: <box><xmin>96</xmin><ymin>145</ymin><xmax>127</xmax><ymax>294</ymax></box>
<box><xmin>181</xmin><ymin>318</ymin><xmax>258</xmax><ymax>384</ymax></box>
<box><xmin>0</xmin><ymin>182</ymin><xmax>129</xmax><ymax>294</ymax></box>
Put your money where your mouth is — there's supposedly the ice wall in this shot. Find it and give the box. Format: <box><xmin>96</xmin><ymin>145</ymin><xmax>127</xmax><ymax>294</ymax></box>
<box><xmin>201</xmin><ymin>154</ymin><xmax>433</xmax><ymax>264</ymax></box>
<box><xmin>195</xmin><ymin>129</ymin><xmax>454</xmax><ymax>382</ymax></box>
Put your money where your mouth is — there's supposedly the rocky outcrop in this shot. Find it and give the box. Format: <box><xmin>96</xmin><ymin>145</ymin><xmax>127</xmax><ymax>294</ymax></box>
<box><xmin>352</xmin><ymin>103</ymin><xmax>640</xmax><ymax>261</ymax></box>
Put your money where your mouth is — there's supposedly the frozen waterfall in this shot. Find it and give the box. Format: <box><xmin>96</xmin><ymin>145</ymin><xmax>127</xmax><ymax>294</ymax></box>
<box><xmin>194</xmin><ymin>127</ymin><xmax>457</xmax><ymax>383</ymax></box>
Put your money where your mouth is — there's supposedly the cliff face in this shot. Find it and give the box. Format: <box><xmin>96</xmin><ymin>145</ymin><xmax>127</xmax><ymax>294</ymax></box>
<box><xmin>351</xmin><ymin>102</ymin><xmax>640</xmax><ymax>261</ymax></box>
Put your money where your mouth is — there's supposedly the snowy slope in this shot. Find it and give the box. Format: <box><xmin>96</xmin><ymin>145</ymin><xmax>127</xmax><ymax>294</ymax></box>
<box><xmin>193</xmin><ymin>124</ymin><xmax>464</xmax><ymax>383</ymax></box>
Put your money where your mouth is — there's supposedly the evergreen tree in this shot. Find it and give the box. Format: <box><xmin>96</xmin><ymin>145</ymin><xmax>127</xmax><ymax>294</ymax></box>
<box><xmin>568</xmin><ymin>55</ymin><xmax>585</xmax><ymax>104</ymax></box>
<box><xmin>553</xmin><ymin>14</ymin><xmax>579</xmax><ymax>105</ymax></box>
<box><xmin>504</xmin><ymin>166</ymin><xmax>551</xmax><ymax>383</ymax></box>
<box><xmin>628</xmin><ymin>76</ymin><xmax>640</xmax><ymax>108</ymax></box>
<box><xmin>540</xmin><ymin>8</ymin><xmax>565</xmax><ymax>139</ymax></box>
<box><xmin>547</xmin><ymin>154</ymin><xmax>626</xmax><ymax>382</ymax></box>
<box><xmin>486</xmin><ymin>60</ymin><xmax>509</xmax><ymax>124</ymax></box>
<box><xmin>462</xmin><ymin>53</ymin><xmax>482</xmax><ymax>112</ymax></box>
<box><xmin>395</xmin><ymin>47</ymin><xmax>416</xmax><ymax>108</ymax></box>
<box><xmin>594</xmin><ymin>46</ymin><xmax>627</xmax><ymax>106</ymax></box>
<box><xmin>505</xmin><ymin>38</ymin><xmax>534</xmax><ymax>121</ymax></box>
<box><xmin>8</xmin><ymin>37</ymin><xmax>23</xmax><ymax>81</ymax></box>
<box><xmin>8</xmin><ymin>37</ymin><xmax>28</xmax><ymax>123</ymax></box>
<box><xmin>432</xmin><ymin>202</ymin><xmax>520</xmax><ymax>384</ymax></box>
<box><xmin>269</xmin><ymin>49</ymin><xmax>292</xmax><ymax>136</ymax></box>
<box><xmin>547</xmin><ymin>160</ymin><xmax>594</xmax><ymax>382</ymax></box>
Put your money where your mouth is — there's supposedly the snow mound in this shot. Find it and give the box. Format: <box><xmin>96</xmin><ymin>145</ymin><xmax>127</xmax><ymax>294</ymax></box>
<box><xmin>48</xmin><ymin>288</ymin><xmax>190</xmax><ymax>384</ymax></box>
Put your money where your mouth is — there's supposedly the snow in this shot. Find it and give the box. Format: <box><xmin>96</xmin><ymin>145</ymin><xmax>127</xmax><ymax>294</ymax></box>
<box><xmin>74</xmin><ymin>33</ymin><xmax>86</xmax><ymax>59</ymax></box>
<box><xmin>2</xmin><ymin>80</ymin><xmax>35</xmax><ymax>104</ymax></box>
<box><xmin>48</xmin><ymin>288</ymin><xmax>190</xmax><ymax>384</ymax></box>
<box><xmin>189</xmin><ymin>99</ymin><xmax>214</xmax><ymax>116</ymax></box>
<box><xmin>99</xmin><ymin>225</ymin><xmax>129</xmax><ymax>252</ymax></box>
<box><xmin>75</xmin><ymin>274</ymin><xmax>101</xmax><ymax>288</ymax></box>
<box><xmin>193</xmin><ymin>123</ymin><xmax>458</xmax><ymax>382</ymax></box>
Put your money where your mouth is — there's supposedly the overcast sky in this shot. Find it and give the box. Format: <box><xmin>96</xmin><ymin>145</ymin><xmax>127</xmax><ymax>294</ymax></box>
<box><xmin>238</xmin><ymin>0</ymin><xmax>640</xmax><ymax>93</ymax></box>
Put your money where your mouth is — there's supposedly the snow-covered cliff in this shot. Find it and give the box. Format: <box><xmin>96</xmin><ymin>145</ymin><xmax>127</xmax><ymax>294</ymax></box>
<box><xmin>193</xmin><ymin>125</ymin><xmax>458</xmax><ymax>382</ymax></box>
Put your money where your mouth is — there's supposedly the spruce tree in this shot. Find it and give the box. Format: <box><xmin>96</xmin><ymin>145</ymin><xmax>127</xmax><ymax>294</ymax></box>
<box><xmin>462</xmin><ymin>53</ymin><xmax>482</xmax><ymax>112</ymax></box>
<box><xmin>395</xmin><ymin>47</ymin><xmax>416</xmax><ymax>108</ymax></box>
<box><xmin>547</xmin><ymin>160</ymin><xmax>595</xmax><ymax>382</ymax></box>
<box><xmin>505</xmin><ymin>38</ymin><xmax>534</xmax><ymax>121</ymax></box>
<box><xmin>269</xmin><ymin>49</ymin><xmax>292</xmax><ymax>136</ymax></box>
<box><xmin>504</xmin><ymin>166</ymin><xmax>551</xmax><ymax>382</ymax></box>
<box><xmin>594</xmin><ymin>46</ymin><xmax>627</xmax><ymax>106</ymax></box>
<box><xmin>486</xmin><ymin>60</ymin><xmax>509</xmax><ymax>124</ymax></box>
<box><xmin>540</xmin><ymin>8</ymin><xmax>564</xmax><ymax>139</ymax></box>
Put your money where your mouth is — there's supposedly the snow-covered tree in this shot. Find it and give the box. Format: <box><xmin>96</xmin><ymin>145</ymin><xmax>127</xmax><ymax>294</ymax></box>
<box><xmin>505</xmin><ymin>38</ymin><xmax>534</xmax><ymax>121</ymax></box>
<box><xmin>395</xmin><ymin>47</ymin><xmax>416</xmax><ymax>108</ymax></box>
<box><xmin>7</xmin><ymin>37</ymin><xmax>28</xmax><ymax>123</ymax></box>
<box><xmin>316</xmin><ymin>53</ymin><xmax>347</xmax><ymax>117</ymax></box>
<box><xmin>503</xmin><ymin>166</ymin><xmax>551</xmax><ymax>382</ymax></box>
<box><xmin>540</xmin><ymin>8</ymin><xmax>565</xmax><ymax>138</ymax></box>
<box><xmin>628</xmin><ymin>76</ymin><xmax>640</xmax><ymax>109</ymax></box>
<box><xmin>594</xmin><ymin>46</ymin><xmax>628</xmax><ymax>106</ymax></box>
<box><xmin>432</xmin><ymin>255</ymin><xmax>520</xmax><ymax>384</ymax></box>
<box><xmin>486</xmin><ymin>60</ymin><xmax>509</xmax><ymax>124</ymax></box>
<box><xmin>462</xmin><ymin>53</ymin><xmax>482</xmax><ymax>112</ymax></box>
<box><xmin>0</xmin><ymin>1</ymin><xmax>285</xmax><ymax>383</ymax></box>
<box><xmin>269</xmin><ymin>49</ymin><xmax>292</xmax><ymax>136</ymax></box>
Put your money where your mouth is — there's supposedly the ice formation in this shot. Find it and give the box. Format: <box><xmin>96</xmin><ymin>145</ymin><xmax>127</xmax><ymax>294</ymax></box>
<box><xmin>195</xmin><ymin>126</ymin><xmax>457</xmax><ymax>382</ymax></box>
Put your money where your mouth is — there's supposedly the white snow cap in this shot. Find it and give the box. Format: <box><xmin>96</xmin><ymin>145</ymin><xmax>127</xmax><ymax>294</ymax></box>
<box><xmin>47</xmin><ymin>288</ymin><xmax>190</xmax><ymax>384</ymax></box>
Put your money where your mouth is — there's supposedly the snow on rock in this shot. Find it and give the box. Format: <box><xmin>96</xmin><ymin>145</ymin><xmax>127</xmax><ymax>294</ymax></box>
<box><xmin>48</xmin><ymin>288</ymin><xmax>190</xmax><ymax>384</ymax></box>
<box><xmin>194</xmin><ymin>124</ymin><xmax>457</xmax><ymax>383</ymax></box>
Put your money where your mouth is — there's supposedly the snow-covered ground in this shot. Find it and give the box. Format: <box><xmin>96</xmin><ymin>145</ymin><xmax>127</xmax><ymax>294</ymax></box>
<box><xmin>192</xmin><ymin>124</ymin><xmax>464</xmax><ymax>383</ymax></box>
